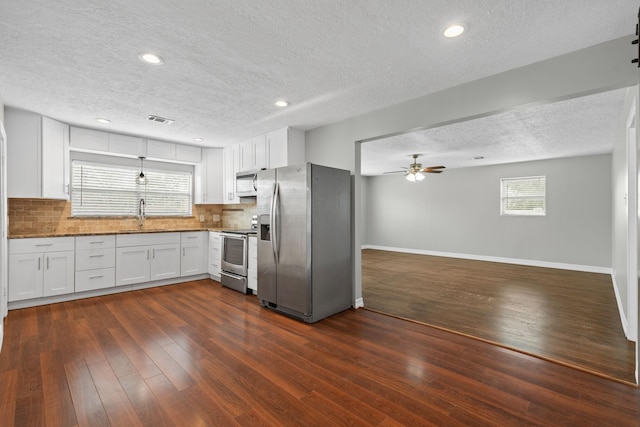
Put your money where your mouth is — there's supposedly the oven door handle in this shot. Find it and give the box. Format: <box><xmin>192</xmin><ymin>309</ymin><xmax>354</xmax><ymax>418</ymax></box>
<box><xmin>271</xmin><ymin>182</ymin><xmax>279</xmax><ymax>264</ymax></box>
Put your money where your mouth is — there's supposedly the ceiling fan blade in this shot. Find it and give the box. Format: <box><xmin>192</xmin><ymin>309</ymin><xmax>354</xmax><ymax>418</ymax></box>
<box><xmin>422</xmin><ymin>165</ymin><xmax>445</xmax><ymax>173</ymax></box>
<box><xmin>383</xmin><ymin>170</ymin><xmax>405</xmax><ymax>174</ymax></box>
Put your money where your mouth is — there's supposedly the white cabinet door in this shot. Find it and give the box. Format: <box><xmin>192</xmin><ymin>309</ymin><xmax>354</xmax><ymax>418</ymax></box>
<box><xmin>253</xmin><ymin>135</ymin><xmax>268</xmax><ymax>170</ymax></box>
<box><xmin>115</xmin><ymin>246</ymin><xmax>150</xmax><ymax>285</ymax></box>
<box><xmin>43</xmin><ymin>251</ymin><xmax>75</xmax><ymax>296</ymax></box>
<box><xmin>238</xmin><ymin>140</ymin><xmax>253</xmax><ymax>172</ymax></box>
<box><xmin>176</xmin><ymin>144</ymin><xmax>201</xmax><ymax>163</ymax></box>
<box><xmin>69</xmin><ymin>127</ymin><xmax>109</xmax><ymax>151</ymax></box>
<box><xmin>150</xmin><ymin>244</ymin><xmax>181</xmax><ymax>280</ymax></box>
<box><xmin>108</xmin><ymin>134</ymin><xmax>146</xmax><ymax>157</ymax></box>
<box><xmin>201</xmin><ymin>148</ymin><xmax>223</xmax><ymax>204</ymax></box>
<box><xmin>267</xmin><ymin>127</ymin><xmax>305</xmax><ymax>169</ymax></box>
<box><xmin>181</xmin><ymin>242</ymin><xmax>203</xmax><ymax>276</ymax></box>
<box><xmin>41</xmin><ymin>117</ymin><xmax>70</xmax><ymax>199</ymax></box>
<box><xmin>223</xmin><ymin>146</ymin><xmax>239</xmax><ymax>204</ymax></box>
<box><xmin>147</xmin><ymin>139</ymin><xmax>176</xmax><ymax>160</ymax></box>
<box><xmin>8</xmin><ymin>253</ymin><xmax>43</xmax><ymax>301</ymax></box>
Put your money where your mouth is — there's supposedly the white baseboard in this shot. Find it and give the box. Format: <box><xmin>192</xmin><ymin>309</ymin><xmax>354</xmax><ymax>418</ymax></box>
<box><xmin>611</xmin><ymin>273</ymin><xmax>631</xmax><ymax>339</ymax></box>
<box><xmin>354</xmin><ymin>297</ymin><xmax>364</xmax><ymax>309</ymax></box>
<box><xmin>361</xmin><ymin>245</ymin><xmax>612</xmax><ymax>275</ymax></box>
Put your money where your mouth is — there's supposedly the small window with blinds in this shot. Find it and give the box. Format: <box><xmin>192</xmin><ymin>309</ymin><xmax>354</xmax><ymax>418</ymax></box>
<box><xmin>500</xmin><ymin>176</ymin><xmax>546</xmax><ymax>216</ymax></box>
<box><xmin>71</xmin><ymin>161</ymin><xmax>192</xmax><ymax>217</ymax></box>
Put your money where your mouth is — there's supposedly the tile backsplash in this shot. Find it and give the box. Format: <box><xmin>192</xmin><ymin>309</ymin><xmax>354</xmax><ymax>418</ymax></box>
<box><xmin>8</xmin><ymin>198</ymin><xmax>257</xmax><ymax>237</ymax></box>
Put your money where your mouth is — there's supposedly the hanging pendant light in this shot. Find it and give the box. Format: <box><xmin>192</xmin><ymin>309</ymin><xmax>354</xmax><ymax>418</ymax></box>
<box><xmin>137</xmin><ymin>156</ymin><xmax>147</xmax><ymax>185</ymax></box>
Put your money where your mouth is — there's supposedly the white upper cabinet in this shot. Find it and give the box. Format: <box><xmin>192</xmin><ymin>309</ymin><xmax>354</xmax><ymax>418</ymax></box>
<box><xmin>223</xmin><ymin>145</ymin><xmax>240</xmax><ymax>204</ymax></box>
<box><xmin>147</xmin><ymin>139</ymin><xmax>176</xmax><ymax>160</ymax></box>
<box><xmin>70</xmin><ymin>127</ymin><xmax>145</xmax><ymax>157</ymax></box>
<box><xmin>176</xmin><ymin>144</ymin><xmax>202</xmax><ymax>163</ymax></box>
<box><xmin>238</xmin><ymin>135</ymin><xmax>268</xmax><ymax>172</ymax></box>
<box><xmin>69</xmin><ymin>127</ymin><xmax>109</xmax><ymax>151</ymax></box>
<box><xmin>108</xmin><ymin>133</ymin><xmax>146</xmax><ymax>157</ymax></box>
<box><xmin>201</xmin><ymin>148</ymin><xmax>223</xmax><ymax>204</ymax></box>
<box><xmin>5</xmin><ymin>108</ymin><xmax>70</xmax><ymax>199</ymax></box>
<box><xmin>147</xmin><ymin>139</ymin><xmax>201</xmax><ymax>163</ymax></box>
<box><xmin>267</xmin><ymin>127</ymin><xmax>305</xmax><ymax>169</ymax></box>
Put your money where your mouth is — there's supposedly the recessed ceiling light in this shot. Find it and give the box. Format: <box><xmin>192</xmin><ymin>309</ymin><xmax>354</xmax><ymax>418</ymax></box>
<box><xmin>96</xmin><ymin>118</ymin><xmax>111</xmax><ymax>124</ymax></box>
<box><xmin>139</xmin><ymin>53</ymin><xmax>164</xmax><ymax>65</ymax></box>
<box><xmin>444</xmin><ymin>24</ymin><xmax>465</xmax><ymax>38</ymax></box>
<box><xmin>193</xmin><ymin>138</ymin><xmax>204</xmax><ymax>142</ymax></box>
<box><xmin>274</xmin><ymin>100</ymin><xmax>290</xmax><ymax>107</ymax></box>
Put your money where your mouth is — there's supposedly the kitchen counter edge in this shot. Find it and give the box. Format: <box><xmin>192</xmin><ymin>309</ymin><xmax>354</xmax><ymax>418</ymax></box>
<box><xmin>9</xmin><ymin>228</ymin><xmax>236</xmax><ymax>239</ymax></box>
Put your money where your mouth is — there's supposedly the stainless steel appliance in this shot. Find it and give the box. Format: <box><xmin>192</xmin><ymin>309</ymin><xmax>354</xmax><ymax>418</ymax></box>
<box><xmin>257</xmin><ymin>163</ymin><xmax>352</xmax><ymax>323</ymax></box>
<box><xmin>235</xmin><ymin>170</ymin><xmax>259</xmax><ymax>199</ymax></box>
<box><xmin>220</xmin><ymin>229</ymin><xmax>256</xmax><ymax>294</ymax></box>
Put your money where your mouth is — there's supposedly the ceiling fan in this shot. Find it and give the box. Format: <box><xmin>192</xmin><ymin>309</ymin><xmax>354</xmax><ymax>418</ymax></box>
<box><xmin>384</xmin><ymin>154</ymin><xmax>445</xmax><ymax>182</ymax></box>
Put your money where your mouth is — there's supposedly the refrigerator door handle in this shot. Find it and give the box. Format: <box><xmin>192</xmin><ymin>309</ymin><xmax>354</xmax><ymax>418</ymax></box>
<box><xmin>272</xmin><ymin>182</ymin><xmax>280</xmax><ymax>264</ymax></box>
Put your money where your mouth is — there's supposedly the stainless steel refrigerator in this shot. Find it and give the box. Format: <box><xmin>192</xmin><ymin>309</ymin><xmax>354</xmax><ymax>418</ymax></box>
<box><xmin>257</xmin><ymin>163</ymin><xmax>352</xmax><ymax>323</ymax></box>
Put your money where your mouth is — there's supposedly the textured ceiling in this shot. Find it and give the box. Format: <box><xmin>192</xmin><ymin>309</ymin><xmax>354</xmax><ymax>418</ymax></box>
<box><xmin>362</xmin><ymin>88</ymin><xmax>629</xmax><ymax>175</ymax></box>
<box><xmin>0</xmin><ymin>0</ymin><xmax>636</xmax><ymax>160</ymax></box>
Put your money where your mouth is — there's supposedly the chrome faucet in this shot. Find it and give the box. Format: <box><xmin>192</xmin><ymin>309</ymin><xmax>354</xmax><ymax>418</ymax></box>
<box><xmin>138</xmin><ymin>198</ymin><xmax>146</xmax><ymax>229</ymax></box>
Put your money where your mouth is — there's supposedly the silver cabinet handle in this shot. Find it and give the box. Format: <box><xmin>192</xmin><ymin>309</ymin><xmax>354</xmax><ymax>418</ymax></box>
<box><xmin>153</xmin><ymin>249</ymin><xmax>156</xmax><ymax>259</ymax></box>
<box><xmin>183</xmin><ymin>247</ymin><xmax>185</xmax><ymax>256</ymax></box>
<box><xmin>47</xmin><ymin>257</ymin><xmax>49</xmax><ymax>270</ymax></box>
<box><xmin>89</xmin><ymin>241</ymin><xmax>104</xmax><ymax>245</ymax></box>
<box><xmin>38</xmin><ymin>257</ymin><xmax>41</xmax><ymax>270</ymax></box>
<box><xmin>35</xmin><ymin>243</ymin><xmax>53</xmax><ymax>247</ymax></box>
<box><xmin>89</xmin><ymin>275</ymin><xmax>103</xmax><ymax>279</ymax></box>
<box><xmin>147</xmin><ymin>249</ymin><xmax>150</xmax><ymax>260</ymax></box>
<box><xmin>89</xmin><ymin>254</ymin><xmax>104</xmax><ymax>258</ymax></box>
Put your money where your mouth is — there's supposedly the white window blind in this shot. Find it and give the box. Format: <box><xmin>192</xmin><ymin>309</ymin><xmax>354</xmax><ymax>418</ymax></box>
<box><xmin>500</xmin><ymin>176</ymin><xmax>546</xmax><ymax>216</ymax></box>
<box><xmin>71</xmin><ymin>161</ymin><xmax>192</xmax><ymax>217</ymax></box>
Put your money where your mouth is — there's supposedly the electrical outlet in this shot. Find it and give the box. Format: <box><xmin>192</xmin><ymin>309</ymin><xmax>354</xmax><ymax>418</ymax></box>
<box><xmin>199</xmin><ymin>215</ymin><xmax>204</xmax><ymax>222</ymax></box>
<box><xmin>212</xmin><ymin>214</ymin><xmax>220</xmax><ymax>222</ymax></box>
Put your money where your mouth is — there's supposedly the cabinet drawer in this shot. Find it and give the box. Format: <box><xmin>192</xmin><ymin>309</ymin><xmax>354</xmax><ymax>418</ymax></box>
<box><xmin>10</xmin><ymin>237</ymin><xmax>75</xmax><ymax>254</ymax></box>
<box><xmin>117</xmin><ymin>232</ymin><xmax>180</xmax><ymax>247</ymax></box>
<box><xmin>76</xmin><ymin>248</ymin><xmax>116</xmax><ymax>271</ymax></box>
<box><xmin>76</xmin><ymin>235</ymin><xmax>116</xmax><ymax>250</ymax></box>
<box><xmin>75</xmin><ymin>268</ymin><xmax>115</xmax><ymax>292</ymax></box>
<box><xmin>181</xmin><ymin>231</ymin><xmax>206</xmax><ymax>245</ymax></box>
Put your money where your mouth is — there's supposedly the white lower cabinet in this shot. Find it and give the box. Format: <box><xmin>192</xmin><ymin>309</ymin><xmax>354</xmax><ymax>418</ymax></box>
<box><xmin>208</xmin><ymin>232</ymin><xmax>222</xmax><ymax>279</ymax></box>
<box><xmin>9</xmin><ymin>237</ymin><xmax>75</xmax><ymax>302</ymax></box>
<box><xmin>115</xmin><ymin>233</ymin><xmax>181</xmax><ymax>286</ymax></box>
<box><xmin>75</xmin><ymin>235</ymin><xmax>116</xmax><ymax>292</ymax></box>
<box><xmin>181</xmin><ymin>231</ymin><xmax>208</xmax><ymax>276</ymax></box>
<box><xmin>248</xmin><ymin>236</ymin><xmax>257</xmax><ymax>293</ymax></box>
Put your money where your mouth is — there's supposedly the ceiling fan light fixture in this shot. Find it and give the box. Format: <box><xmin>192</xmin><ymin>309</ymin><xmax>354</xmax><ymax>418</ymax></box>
<box><xmin>405</xmin><ymin>172</ymin><xmax>416</xmax><ymax>182</ymax></box>
<box><xmin>415</xmin><ymin>172</ymin><xmax>425</xmax><ymax>181</ymax></box>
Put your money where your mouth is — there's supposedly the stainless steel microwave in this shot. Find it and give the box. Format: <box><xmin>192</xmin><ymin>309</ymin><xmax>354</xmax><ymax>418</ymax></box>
<box><xmin>236</xmin><ymin>170</ymin><xmax>259</xmax><ymax>198</ymax></box>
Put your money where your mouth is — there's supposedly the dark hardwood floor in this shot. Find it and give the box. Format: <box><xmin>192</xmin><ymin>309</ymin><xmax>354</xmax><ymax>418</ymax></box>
<box><xmin>0</xmin><ymin>279</ymin><xmax>639</xmax><ymax>426</ymax></box>
<box><xmin>362</xmin><ymin>249</ymin><xmax>637</xmax><ymax>385</ymax></box>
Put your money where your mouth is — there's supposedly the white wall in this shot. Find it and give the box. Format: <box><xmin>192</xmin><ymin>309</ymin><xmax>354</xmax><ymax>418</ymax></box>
<box><xmin>364</xmin><ymin>155</ymin><xmax>611</xmax><ymax>269</ymax></box>
<box><xmin>612</xmin><ymin>88</ymin><xmax>637</xmax><ymax>339</ymax></box>
<box><xmin>306</xmin><ymin>36</ymin><xmax>637</xmax><ymax>307</ymax></box>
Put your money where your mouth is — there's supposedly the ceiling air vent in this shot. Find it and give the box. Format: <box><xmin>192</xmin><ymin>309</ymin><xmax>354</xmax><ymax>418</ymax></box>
<box><xmin>147</xmin><ymin>115</ymin><xmax>174</xmax><ymax>125</ymax></box>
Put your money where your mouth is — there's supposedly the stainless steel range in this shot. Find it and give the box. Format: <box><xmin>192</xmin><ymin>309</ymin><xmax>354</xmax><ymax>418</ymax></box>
<box><xmin>220</xmin><ymin>218</ymin><xmax>257</xmax><ymax>294</ymax></box>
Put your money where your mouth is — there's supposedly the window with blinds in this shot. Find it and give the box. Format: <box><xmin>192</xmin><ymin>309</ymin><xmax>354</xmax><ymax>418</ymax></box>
<box><xmin>500</xmin><ymin>176</ymin><xmax>546</xmax><ymax>216</ymax></box>
<box><xmin>71</xmin><ymin>161</ymin><xmax>192</xmax><ymax>217</ymax></box>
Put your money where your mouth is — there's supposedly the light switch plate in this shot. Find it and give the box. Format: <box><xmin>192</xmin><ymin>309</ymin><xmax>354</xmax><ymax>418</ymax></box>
<box><xmin>199</xmin><ymin>215</ymin><xmax>204</xmax><ymax>222</ymax></box>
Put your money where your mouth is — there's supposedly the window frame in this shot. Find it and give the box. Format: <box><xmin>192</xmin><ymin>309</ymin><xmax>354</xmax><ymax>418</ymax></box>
<box><xmin>70</xmin><ymin>154</ymin><xmax>194</xmax><ymax>218</ymax></box>
<box><xmin>500</xmin><ymin>175</ymin><xmax>546</xmax><ymax>217</ymax></box>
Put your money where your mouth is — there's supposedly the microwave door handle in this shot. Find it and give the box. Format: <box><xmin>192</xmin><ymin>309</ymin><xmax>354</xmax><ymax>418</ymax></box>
<box><xmin>252</xmin><ymin>173</ymin><xmax>257</xmax><ymax>191</ymax></box>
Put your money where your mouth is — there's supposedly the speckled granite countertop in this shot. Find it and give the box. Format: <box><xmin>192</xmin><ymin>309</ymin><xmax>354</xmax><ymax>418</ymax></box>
<box><xmin>9</xmin><ymin>228</ymin><xmax>238</xmax><ymax>239</ymax></box>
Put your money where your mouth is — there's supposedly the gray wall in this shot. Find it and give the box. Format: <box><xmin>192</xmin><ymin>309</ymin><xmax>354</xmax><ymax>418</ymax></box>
<box><xmin>305</xmin><ymin>36</ymin><xmax>637</xmax><ymax>305</ymax></box>
<box><xmin>364</xmin><ymin>155</ymin><xmax>612</xmax><ymax>268</ymax></box>
<box><xmin>611</xmin><ymin>87</ymin><xmax>638</xmax><ymax>337</ymax></box>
